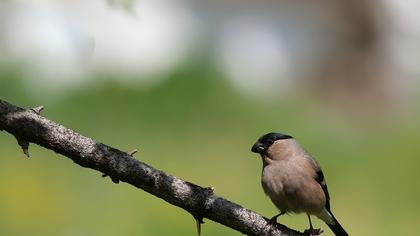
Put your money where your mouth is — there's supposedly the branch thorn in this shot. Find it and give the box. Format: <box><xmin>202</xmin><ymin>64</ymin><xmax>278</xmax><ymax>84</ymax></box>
<box><xmin>31</xmin><ymin>105</ymin><xmax>44</xmax><ymax>115</ymax></box>
<box><xmin>127</xmin><ymin>148</ymin><xmax>138</xmax><ymax>157</ymax></box>
<box><xmin>15</xmin><ymin>136</ymin><xmax>30</xmax><ymax>157</ymax></box>
<box><xmin>101</xmin><ymin>173</ymin><xmax>119</xmax><ymax>184</ymax></box>
<box><xmin>195</xmin><ymin>217</ymin><xmax>204</xmax><ymax>235</ymax></box>
<box><xmin>110</xmin><ymin>176</ymin><xmax>120</xmax><ymax>184</ymax></box>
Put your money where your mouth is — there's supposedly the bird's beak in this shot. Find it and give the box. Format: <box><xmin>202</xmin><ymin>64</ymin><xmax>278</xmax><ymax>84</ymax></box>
<box><xmin>251</xmin><ymin>143</ymin><xmax>266</xmax><ymax>154</ymax></box>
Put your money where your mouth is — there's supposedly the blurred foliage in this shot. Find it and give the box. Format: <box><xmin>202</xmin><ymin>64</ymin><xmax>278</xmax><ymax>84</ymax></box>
<box><xmin>0</xmin><ymin>61</ymin><xmax>419</xmax><ymax>236</ymax></box>
<box><xmin>106</xmin><ymin>0</ymin><xmax>135</xmax><ymax>12</ymax></box>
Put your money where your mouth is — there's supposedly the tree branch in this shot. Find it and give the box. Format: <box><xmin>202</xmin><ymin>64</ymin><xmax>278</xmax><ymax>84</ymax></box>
<box><xmin>0</xmin><ymin>99</ymin><xmax>305</xmax><ymax>236</ymax></box>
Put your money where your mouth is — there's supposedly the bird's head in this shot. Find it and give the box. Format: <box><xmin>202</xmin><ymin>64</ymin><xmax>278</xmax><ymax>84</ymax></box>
<box><xmin>251</xmin><ymin>132</ymin><xmax>293</xmax><ymax>157</ymax></box>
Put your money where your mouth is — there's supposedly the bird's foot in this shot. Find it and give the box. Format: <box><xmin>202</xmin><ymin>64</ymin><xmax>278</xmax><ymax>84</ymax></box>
<box><xmin>304</xmin><ymin>227</ymin><xmax>323</xmax><ymax>236</ymax></box>
<box><xmin>268</xmin><ymin>216</ymin><xmax>278</xmax><ymax>225</ymax></box>
<box><xmin>267</xmin><ymin>211</ymin><xmax>285</xmax><ymax>225</ymax></box>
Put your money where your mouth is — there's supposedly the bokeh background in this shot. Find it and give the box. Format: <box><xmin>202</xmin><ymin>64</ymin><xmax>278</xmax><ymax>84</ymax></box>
<box><xmin>1</xmin><ymin>1</ymin><xmax>420</xmax><ymax>235</ymax></box>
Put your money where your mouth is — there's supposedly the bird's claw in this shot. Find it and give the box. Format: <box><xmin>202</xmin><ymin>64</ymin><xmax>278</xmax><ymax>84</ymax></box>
<box><xmin>268</xmin><ymin>217</ymin><xmax>278</xmax><ymax>225</ymax></box>
<box><xmin>304</xmin><ymin>228</ymin><xmax>323</xmax><ymax>236</ymax></box>
<box><xmin>267</xmin><ymin>212</ymin><xmax>285</xmax><ymax>226</ymax></box>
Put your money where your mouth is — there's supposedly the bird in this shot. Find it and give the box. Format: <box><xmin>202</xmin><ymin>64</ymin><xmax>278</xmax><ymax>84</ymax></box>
<box><xmin>251</xmin><ymin>132</ymin><xmax>348</xmax><ymax>236</ymax></box>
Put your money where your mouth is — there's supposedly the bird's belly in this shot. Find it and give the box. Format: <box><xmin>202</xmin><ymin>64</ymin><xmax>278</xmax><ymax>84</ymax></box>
<box><xmin>262</xmin><ymin>164</ymin><xmax>324</xmax><ymax>214</ymax></box>
<box><xmin>262</xmin><ymin>177</ymin><xmax>303</xmax><ymax>213</ymax></box>
<box><xmin>261</xmin><ymin>166</ymin><xmax>291</xmax><ymax>211</ymax></box>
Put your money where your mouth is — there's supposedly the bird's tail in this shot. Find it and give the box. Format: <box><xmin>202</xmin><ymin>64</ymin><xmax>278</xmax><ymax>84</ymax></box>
<box><xmin>326</xmin><ymin>210</ymin><xmax>348</xmax><ymax>236</ymax></box>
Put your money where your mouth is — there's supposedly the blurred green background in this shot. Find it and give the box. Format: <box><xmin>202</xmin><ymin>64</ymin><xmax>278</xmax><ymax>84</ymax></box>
<box><xmin>1</xmin><ymin>1</ymin><xmax>420</xmax><ymax>236</ymax></box>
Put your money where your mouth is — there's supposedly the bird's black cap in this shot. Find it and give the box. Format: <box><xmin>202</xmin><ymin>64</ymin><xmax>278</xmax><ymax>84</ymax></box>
<box><xmin>251</xmin><ymin>132</ymin><xmax>293</xmax><ymax>154</ymax></box>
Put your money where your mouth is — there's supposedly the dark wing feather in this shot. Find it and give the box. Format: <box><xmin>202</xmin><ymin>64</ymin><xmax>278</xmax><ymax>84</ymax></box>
<box><xmin>315</xmin><ymin>169</ymin><xmax>331</xmax><ymax>211</ymax></box>
<box><xmin>304</xmin><ymin>154</ymin><xmax>331</xmax><ymax>210</ymax></box>
<box><xmin>308</xmin><ymin>156</ymin><xmax>349</xmax><ymax>235</ymax></box>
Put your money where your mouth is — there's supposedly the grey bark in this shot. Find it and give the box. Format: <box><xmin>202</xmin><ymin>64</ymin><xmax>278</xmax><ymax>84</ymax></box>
<box><xmin>0</xmin><ymin>99</ymin><xmax>305</xmax><ymax>236</ymax></box>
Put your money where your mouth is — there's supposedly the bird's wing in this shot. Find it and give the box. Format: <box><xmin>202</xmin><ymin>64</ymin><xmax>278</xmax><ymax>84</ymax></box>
<box><xmin>305</xmin><ymin>156</ymin><xmax>349</xmax><ymax>235</ymax></box>
<box><xmin>315</xmin><ymin>168</ymin><xmax>330</xmax><ymax>211</ymax></box>
<box><xmin>305</xmin><ymin>155</ymin><xmax>331</xmax><ymax>211</ymax></box>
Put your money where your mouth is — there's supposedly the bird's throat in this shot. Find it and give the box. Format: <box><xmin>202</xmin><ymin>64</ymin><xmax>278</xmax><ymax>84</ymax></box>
<box><xmin>261</xmin><ymin>155</ymin><xmax>273</xmax><ymax>167</ymax></box>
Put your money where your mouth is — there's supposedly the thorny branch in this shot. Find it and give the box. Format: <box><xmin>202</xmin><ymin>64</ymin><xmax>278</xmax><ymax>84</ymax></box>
<box><xmin>0</xmin><ymin>99</ymin><xmax>306</xmax><ymax>236</ymax></box>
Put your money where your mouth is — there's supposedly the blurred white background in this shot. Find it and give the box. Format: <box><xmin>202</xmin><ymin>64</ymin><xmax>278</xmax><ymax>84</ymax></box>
<box><xmin>1</xmin><ymin>0</ymin><xmax>419</xmax><ymax>101</ymax></box>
